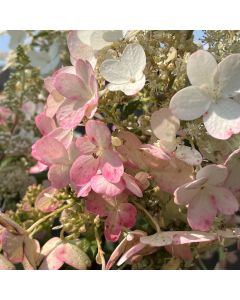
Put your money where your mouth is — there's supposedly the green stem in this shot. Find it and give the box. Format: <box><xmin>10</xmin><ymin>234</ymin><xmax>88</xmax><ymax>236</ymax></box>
<box><xmin>26</xmin><ymin>203</ymin><xmax>73</xmax><ymax>234</ymax></box>
<box><xmin>132</xmin><ymin>200</ymin><xmax>161</xmax><ymax>233</ymax></box>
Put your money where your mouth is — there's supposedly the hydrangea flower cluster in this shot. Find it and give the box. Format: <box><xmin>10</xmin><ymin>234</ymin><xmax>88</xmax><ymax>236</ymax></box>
<box><xmin>1</xmin><ymin>30</ymin><xmax>240</xmax><ymax>270</ymax></box>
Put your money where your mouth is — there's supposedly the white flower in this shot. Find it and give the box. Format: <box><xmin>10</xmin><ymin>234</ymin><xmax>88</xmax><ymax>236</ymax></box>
<box><xmin>100</xmin><ymin>43</ymin><xmax>146</xmax><ymax>96</ymax></box>
<box><xmin>28</xmin><ymin>42</ymin><xmax>60</xmax><ymax>75</ymax></box>
<box><xmin>170</xmin><ymin>50</ymin><xmax>240</xmax><ymax>140</ymax></box>
<box><xmin>67</xmin><ymin>30</ymin><xmax>126</xmax><ymax>68</ymax></box>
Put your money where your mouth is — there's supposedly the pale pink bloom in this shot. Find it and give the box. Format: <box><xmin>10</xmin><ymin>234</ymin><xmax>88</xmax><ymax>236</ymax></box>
<box><xmin>0</xmin><ymin>106</ymin><xmax>11</xmax><ymax>126</ymax></box>
<box><xmin>116</xmin><ymin>130</ymin><xmax>194</xmax><ymax>193</ymax></box>
<box><xmin>86</xmin><ymin>193</ymin><xmax>137</xmax><ymax>242</ymax></box>
<box><xmin>174</xmin><ymin>165</ymin><xmax>239</xmax><ymax>231</ymax></box>
<box><xmin>39</xmin><ymin>237</ymin><xmax>91</xmax><ymax>270</ymax></box>
<box><xmin>52</xmin><ymin>59</ymin><xmax>98</xmax><ymax>129</ymax></box>
<box><xmin>224</xmin><ymin>148</ymin><xmax>240</xmax><ymax>199</ymax></box>
<box><xmin>35</xmin><ymin>187</ymin><xmax>60</xmax><ymax>213</ymax></box>
<box><xmin>70</xmin><ymin>120</ymin><xmax>124</xmax><ymax>186</ymax></box>
<box><xmin>170</xmin><ymin>50</ymin><xmax>240</xmax><ymax>140</ymax></box>
<box><xmin>32</xmin><ymin>136</ymin><xmax>80</xmax><ymax>189</ymax></box>
<box><xmin>150</xmin><ymin>157</ymin><xmax>194</xmax><ymax>194</ymax></box>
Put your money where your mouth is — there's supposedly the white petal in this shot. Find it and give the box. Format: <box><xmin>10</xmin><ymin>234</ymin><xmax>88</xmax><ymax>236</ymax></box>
<box><xmin>121</xmin><ymin>43</ymin><xmax>146</xmax><ymax>79</ymax></box>
<box><xmin>170</xmin><ymin>86</ymin><xmax>211</xmax><ymax>120</ymax></box>
<box><xmin>100</xmin><ymin>60</ymin><xmax>130</xmax><ymax>84</ymax></box>
<box><xmin>203</xmin><ymin>99</ymin><xmax>240</xmax><ymax>139</ymax></box>
<box><xmin>175</xmin><ymin>145</ymin><xmax>202</xmax><ymax>166</ymax></box>
<box><xmin>196</xmin><ymin>164</ymin><xmax>228</xmax><ymax>185</ymax></box>
<box><xmin>108</xmin><ymin>75</ymin><xmax>145</xmax><ymax>95</ymax></box>
<box><xmin>217</xmin><ymin>54</ymin><xmax>240</xmax><ymax>95</ymax></box>
<box><xmin>187</xmin><ymin>50</ymin><xmax>217</xmax><ymax>87</ymax></box>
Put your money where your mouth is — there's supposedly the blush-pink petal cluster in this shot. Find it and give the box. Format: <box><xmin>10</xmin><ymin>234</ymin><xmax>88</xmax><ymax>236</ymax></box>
<box><xmin>51</xmin><ymin>60</ymin><xmax>98</xmax><ymax>129</ymax></box>
<box><xmin>70</xmin><ymin>119</ymin><xmax>124</xmax><ymax>186</ymax></box>
<box><xmin>174</xmin><ymin>165</ymin><xmax>239</xmax><ymax>231</ymax></box>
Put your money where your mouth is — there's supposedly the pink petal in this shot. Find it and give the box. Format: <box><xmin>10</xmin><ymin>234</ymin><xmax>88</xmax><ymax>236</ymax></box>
<box><xmin>75</xmin><ymin>136</ymin><xmax>96</xmax><ymax>155</ymax></box>
<box><xmin>174</xmin><ymin>177</ymin><xmax>207</xmax><ymax>206</ymax></box>
<box><xmin>122</xmin><ymin>173</ymin><xmax>143</xmax><ymax>197</ymax></box>
<box><xmin>150</xmin><ymin>158</ymin><xmax>194</xmax><ymax>193</ymax></box>
<box><xmin>85</xmin><ymin>120</ymin><xmax>111</xmax><ymax>148</ymax></box>
<box><xmin>86</xmin><ymin>194</ymin><xmax>108</xmax><ymax>217</ymax></box>
<box><xmin>105</xmin><ymin>213</ymin><xmax>122</xmax><ymax>242</ymax></box>
<box><xmin>90</xmin><ymin>175</ymin><xmax>125</xmax><ymax>197</ymax></box>
<box><xmin>119</xmin><ymin>203</ymin><xmax>137</xmax><ymax>228</ymax></box>
<box><xmin>140</xmin><ymin>144</ymin><xmax>170</xmax><ymax>160</ymax></box>
<box><xmin>196</xmin><ymin>164</ymin><xmax>228</xmax><ymax>185</ymax></box>
<box><xmin>35</xmin><ymin>112</ymin><xmax>56</xmax><ymax>136</ymax></box>
<box><xmin>29</xmin><ymin>161</ymin><xmax>48</xmax><ymax>174</ymax></box>
<box><xmin>40</xmin><ymin>237</ymin><xmax>62</xmax><ymax>257</ymax></box>
<box><xmin>33</xmin><ymin>136</ymin><xmax>68</xmax><ymax>166</ymax></box>
<box><xmin>35</xmin><ymin>187</ymin><xmax>60</xmax><ymax>213</ymax></box>
<box><xmin>55</xmin><ymin>243</ymin><xmax>91</xmax><ymax>270</ymax></box>
<box><xmin>70</xmin><ymin>155</ymin><xmax>99</xmax><ymax>185</ymax></box>
<box><xmin>75</xmin><ymin>59</ymin><xmax>93</xmax><ymax>86</ymax></box>
<box><xmin>187</xmin><ymin>191</ymin><xmax>217</xmax><ymax>231</ymax></box>
<box><xmin>48</xmin><ymin>164</ymin><xmax>70</xmax><ymax>189</ymax></box>
<box><xmin>2</xmin><ymin>230</ymin><xmax>24</xmax><ymax>263</ymax></box>
<box><xmin>39</xmin><ymin>247</ymin><xmax>64</xmax><ymax>270</ymax></box>
<box><xmin>56</xmin><ymin>99</ymin><xmax>87</xmax><ymax>129</ymax></box>
<box><xmin>75</xmin><ymin>182</ymin><xmax>92</xmax><ymax>197</ymax></box>
<box><xmin>100</xmin><ymin>149</ymin><xmax>124</xmax><ymax>183</ymax></box>
<box><xmin>208</xmin><ymin>186</ymin><xmax>239</xmax><ymax>215</ymax></box>
<box><xmin>48</xmin><ymin>128</ymin><xmax>73</xmax><ymax>149</ymax></box>
<box><xmin>150</xmin><ymin>107</ymin><xmax>180</xmax><ymax>141</ymax></box>
<box><xmin>117</xmin><ymin>243</ymin><xmax>146</xmax><ymax>266</ymax></box>
<box><xmin>45</xmin><ymin>94</ymin><xmax>64</xmax><ymax>118</ymax></box>
<box><xmin>54</xmin><ymin>72</ymin><xmax>92</xmax><ymax>103</ymax></box>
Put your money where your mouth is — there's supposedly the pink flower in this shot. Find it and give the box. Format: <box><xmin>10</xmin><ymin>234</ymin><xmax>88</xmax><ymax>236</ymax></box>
<box><xmin>86</xmin><ymin>193</ymin><xmax>137</xmax><ymax>242</ymax></box>
<box><xmin>35</xmin><ymin>187</ymin><xmax>60</xmax><ymax>213</ymax></box>
<box><xmin>32</xmin><ymin>136</ymin><xmax>80</xmax><ymax>189</ymax></box>
<box><xmin>52</xmin><ymin>59</ymin><xmax>98</xmax><ymax>129</ymax></box>
<box><xmin>30</xmin><ymin>112</ymin><xmax>73</xmax><ymax>174</ymax></box>
<box><xmin>174</xmin><ymin>165</ymin><xmax>239</xmax><ymax>231</ymax></box>
<box><xmin>39</xmin><ymin>237</ymin><xmax>91</xmax><ymax>270</ymax></box>
<box><xmin>70</xmin><ymin>120</ymin><xmax>124</xmax><ymax>186</ymax></box>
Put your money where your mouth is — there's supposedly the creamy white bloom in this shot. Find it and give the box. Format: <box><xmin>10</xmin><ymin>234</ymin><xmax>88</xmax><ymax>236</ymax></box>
<box><xmin>170</xmin><ymin>50</ymin><xmax>240</xmax><ymax>140</ymax></box>
<box><xmin>100</xmin><ymin>43</ymin><xmax>146</xmax><ymax>96</ymax></box>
